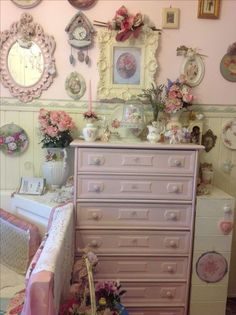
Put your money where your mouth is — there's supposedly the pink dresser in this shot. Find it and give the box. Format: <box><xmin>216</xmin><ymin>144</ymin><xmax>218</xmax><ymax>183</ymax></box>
<box><xmin>71</xmin><ymin>140</ymin><xmax>203</xmax><ymax>315</ymax></box>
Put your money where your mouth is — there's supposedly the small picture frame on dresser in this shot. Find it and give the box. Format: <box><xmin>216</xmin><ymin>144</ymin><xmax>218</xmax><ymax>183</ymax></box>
<box><xmin>18</xmin><ymin>177</ymin><xmax>46</xmax><ymax>195</ymax></box>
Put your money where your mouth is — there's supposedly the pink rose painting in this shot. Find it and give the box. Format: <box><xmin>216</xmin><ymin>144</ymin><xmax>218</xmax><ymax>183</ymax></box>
<box><xmin>116</xmin><ymin>52</ymin><xmax>137</xmax><ymax>79</ymax></box>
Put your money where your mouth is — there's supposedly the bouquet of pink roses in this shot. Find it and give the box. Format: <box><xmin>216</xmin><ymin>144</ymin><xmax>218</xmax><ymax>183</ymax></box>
<box><xmin>164</xmin><ymin>77</ymin><xmax>194</xmax><ymax>114</ymax></box>
<box><xmin>38</xmin><ymin>108</ymin><xmax>75</xmax><ymax>148</ymax></box>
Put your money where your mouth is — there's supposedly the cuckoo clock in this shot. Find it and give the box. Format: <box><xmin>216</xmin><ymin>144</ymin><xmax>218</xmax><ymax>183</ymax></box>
<box><xmin>65</xmin><ymin>11</ymin><xmax>95</xmax><ymax>65</ymax></box>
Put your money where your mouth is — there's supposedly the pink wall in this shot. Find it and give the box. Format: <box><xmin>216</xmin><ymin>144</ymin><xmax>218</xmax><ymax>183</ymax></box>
<box><xmin>1</xmin><ymin>0</ymin><xmax>236</xmax><ymax>105</ymax></box>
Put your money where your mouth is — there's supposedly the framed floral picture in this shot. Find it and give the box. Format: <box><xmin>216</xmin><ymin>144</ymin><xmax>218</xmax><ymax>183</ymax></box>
<box><xmin>198</xmin><ymin>0</ymin><xmax>220</xmax><ymax>19</ymax></box>
<box><xmin>97</xmin><ymin>28</ymin><xmax>159</xmax><ymax>101</ymax></box>
<box><xmin>162</xmin><ymin>8</ymin><xmax>180</xmax><ymax>29</ymax></box>
<box><xmin>113</xmin><ymin>47</ymin><xmax>141</xmax><ymax>85</ymax></box>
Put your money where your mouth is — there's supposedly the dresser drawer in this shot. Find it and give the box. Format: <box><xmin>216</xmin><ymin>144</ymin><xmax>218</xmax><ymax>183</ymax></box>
<box><xmin>77</xmin><ymin>202</ymin><xmax>193</xmax><ymax>229</ymax></box>
<box><xmin>76</xmin><ymin>230</ymin><xmax>190</xmax><ymax>255</ymax></box>
<box><xmin>93</xmin><ymin>256</ymin><xmax>188</xmax><ymax>281</ymax></box>
<box><xmin>77</xmin><ymin>175</ymin><xmax>194</xmax><ymax>201</ymax></box>
<box><xmin>77</xmin><ymin>148</ymin><xmax>196</xmax><ymax>175</ymax></box>
<box><xmin>127</xmin><ymin>307</ymin><xmax>185</xmax><ymax>315</ymax></box>
<box><xmin>118</xmin><ymin>282</ymin><xmax>187</xmax><ymax>306</ymax></box>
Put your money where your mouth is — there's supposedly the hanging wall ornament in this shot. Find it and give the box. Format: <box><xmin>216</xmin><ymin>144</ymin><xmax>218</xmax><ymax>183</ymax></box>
<box><xmin>65</xmin><ymin>11</ymin><xmax>95</xmax><ymax>66</ymax></box>
<box><xmin>65</xmin><ymin>71</ymin><xmax>86</xmax><ymax>100</ymax></box>
<box><xmin>220</xmin><ymin>42</ymin><xmax>236</xmax><ymax>82</ymax></box>
<box><xmin>177</xmin><ymin>45</ymin><xmax>206</xmax><ymax>87</ymax></box>
<box><xmin>196</xmin><ymin>251</ymin><xmax>228</xmax><ymax>283</ymax></box>
<box><xmin>0</xmin><ymin>123</ymin><xmax>29</xmax><ymax>156</ymax></box>
<box><xmin>67</xmin><ymin>0</ymin><xmax>97</xmax><ymax>10</ymax></box>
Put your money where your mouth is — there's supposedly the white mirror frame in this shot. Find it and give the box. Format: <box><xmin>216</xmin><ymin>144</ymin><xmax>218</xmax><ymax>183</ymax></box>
<box><xmin>0</xmin><ymin>13</ymin><xmax>56</xmax><ymax>103</ymax></box>
<box><xmin>97</xmin><ymin>27</ymin><xmax>159</xmax><ymax>101</ymax></box>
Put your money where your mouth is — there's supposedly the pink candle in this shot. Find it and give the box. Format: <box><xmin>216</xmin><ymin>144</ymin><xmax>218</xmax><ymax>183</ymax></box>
<box><xmin>88</xmin><ymin>80</ymin><xmax>92</xmax><ymax>112</ymax></box>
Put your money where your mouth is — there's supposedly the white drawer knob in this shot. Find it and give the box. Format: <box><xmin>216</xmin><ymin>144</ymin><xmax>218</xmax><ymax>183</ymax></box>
<box><xmin>169</xmin><ymin>212</ymin><xmax>177</xmax><ymax>220</ymax></box>
<box><xmin>224</xmin><ymin>205</ymin><xmax>232</xmax><ymax>214</ymax></box>
<box><xmin>90</xmin><ymin>240</ymin><xmax>98</xmax><ymax>247</ymax></box>
<box><xmin>94</xmin><ymin>158</ymin><xmax>101</xmax><ymax>165</ymax></box>
<box><xmin>92</xmin><ymin>212</ymin><xmax>99</xmax><ymax>220</ymax></box>
<box><xmin>170</xmin><ymin>240</ymin><xmax>177</xmax><ymax>248</ymax></box>
<box><xmin>171</xmin><ymin>185</ymin><xmax>179</xmax><ymax>193</ymax></box>
<box><xmin>167</xmin><ymin>265</ymin><xmax>174</xmax><ymax>272</ymax></box>
<box><xmin>166</xmin><ymin>291</ymin><xmax>173</xmax><ymax>298</ymax></box>
<box><xmin>93</xmin><ymin>185</ymin><xmax>101</xmax><ymax>192</ymax></box>
<box><xmin>174</xmin><ymin>159</ymin><xmax>181</xmax><ymax>166</ymax></box>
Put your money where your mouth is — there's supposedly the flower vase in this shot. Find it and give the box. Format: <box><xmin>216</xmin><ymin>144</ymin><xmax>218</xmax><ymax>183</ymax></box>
<box><xmin>166</xmin><ymin>110</ymin><xmax>182</xmax><ymax>130</ymax></box>
<box><xmin>83</xmin><ymin>121</ymin><xmax>98</xmax><ymax>142</ymax></box>
<box><xmin>147</xmin><ymin>125</ymin><xmax>160</xmax><ymax>143</ymax></box>
<box><xmin>42</xmin><ymin>148</ymin><xmax>69</xmax><ymax>190</ymax></box>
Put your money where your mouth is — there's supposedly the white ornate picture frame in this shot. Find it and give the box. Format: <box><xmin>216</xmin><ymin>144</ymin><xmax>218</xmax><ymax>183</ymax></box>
<box><xmin>180</xmin><ymin>54</ymin><xmax>205</xmax><ymax>87</ymax></box>
<box><xmin>97</xmin><ymin>27</ymin><xmax>159</xmax><ymax>101</ymax></box>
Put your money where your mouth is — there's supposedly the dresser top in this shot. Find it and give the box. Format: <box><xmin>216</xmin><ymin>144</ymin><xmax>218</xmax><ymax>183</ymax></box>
<box><xmin>70</xmin><ymin>139</ymin><xmax>204</xmax><ymax>151</ymax></box>
<box><xmin>197</xmin><ymin>186</ymin><xmax>235</xmax><ymax>200</ymax></box>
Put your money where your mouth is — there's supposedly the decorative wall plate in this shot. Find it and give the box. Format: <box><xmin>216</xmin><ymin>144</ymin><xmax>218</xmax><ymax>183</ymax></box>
<box><xmin>196</xmin><ymin>251</ymin><xmax>228</xmax><ymax>283</ymax></box>
<box><xmin>222</xmin><ymin>119</ymin><xmax>236</xmax><ymax>150</ymax></box>
<box><xmin>11</xmin><ymin>0</ymin><xmax>42</xmax><ymax>8</ymax></box>
<box><xmin>0</xmin><ymin>123</ymin><xmax>29</xmax><ymax>156</ymax></box>
<box><xmin>181</xmin><ymin>55</ymin><xmax>205</xmax><ymax>86</ymax></box>
<box><xmin>65</xmin><ymin>72</ymin><xmax>86</xmax><ymax>100</ymax></box>
<box><xmin>67</xmin><ymin>0</ymin><xmax>97</xmax><ymax>9</ymax></box>
<box><xmin>220</xmin><ymin>54</ymin><xmax>236</xmax><ymax>82</ymax></box>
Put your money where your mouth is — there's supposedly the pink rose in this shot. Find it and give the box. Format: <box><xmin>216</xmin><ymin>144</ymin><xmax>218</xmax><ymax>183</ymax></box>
<box><xmin>46</xmin><ymin>126</ymin><xmax>58</xmax><ymax>137</ymax></box>
<box><xmin>39</xmin><ymin>108</ymin><xmax>48</xmax><ymax>118</ymax></box>
<box><xmin>116</xmin><ymin>5</ymin><xmax>128</xmax><ymax>17</ymax></box>
<box><xmin>183</xmin><ymin>93</ymin><xmax>193</xmax><ymax>103</ymax></box>
<box><xmin>121</xmin><ymin>16</ymin><xmax>134</xmax><ymax>31</ymax></box>
<box><xmin>50</xmin><ymin>111</ymin><xmax>60</xmax><ymax>124</ymax></box>
<box><xmin>0</xmin><ymin>136</ymin><xmax>4</xmax><ymax>145</ymax></box>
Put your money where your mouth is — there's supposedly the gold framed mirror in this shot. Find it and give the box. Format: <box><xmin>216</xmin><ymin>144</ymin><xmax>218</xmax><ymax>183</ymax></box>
<box><xmin>0</xmin><ymin>13</ymin><xmax>56</xmax><ymax>102</ymax></box>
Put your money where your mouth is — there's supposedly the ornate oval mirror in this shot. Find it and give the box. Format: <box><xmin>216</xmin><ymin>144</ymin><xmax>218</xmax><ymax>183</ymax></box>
<box><xmin>0</xmin><ymin>13</ymin><xmax>56</xmax><ymax>102</ymax></box>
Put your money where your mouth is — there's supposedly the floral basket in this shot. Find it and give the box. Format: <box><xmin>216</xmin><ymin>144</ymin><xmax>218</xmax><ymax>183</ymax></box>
<box><xmin>59</xmin><ymin>253</ymin><xmax>128</xmax><ymax>315</ymax></box>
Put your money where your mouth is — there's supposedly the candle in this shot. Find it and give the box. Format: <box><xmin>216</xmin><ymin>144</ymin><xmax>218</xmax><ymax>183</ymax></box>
<box><xmin>88</xmin><ymin>80</ymin><xmax>92</xmax><ymax>112</ymax></box>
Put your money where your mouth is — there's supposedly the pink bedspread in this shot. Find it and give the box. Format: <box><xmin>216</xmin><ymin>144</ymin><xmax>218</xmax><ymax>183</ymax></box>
<box><xmin>21</xmin><ymin>202</ymin><xmax>74</xmax><ymax>315</ymax></box>
<box><xmin>22</xmin><ymin>271</ymin><xmax>55</xmax><ymax>315</ymax></box>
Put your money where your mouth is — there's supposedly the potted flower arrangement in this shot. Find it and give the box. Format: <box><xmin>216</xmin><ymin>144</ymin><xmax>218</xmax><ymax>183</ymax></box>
<box><xmin>164</xmin><ymin>76</ymin><xmax>194</xmax><ymax>114</ymax></box>
<box><xmin>83</xmin><ymin>110</ymin><xmax>99</xmax><ymax>123</ymax></box>
<box><xmin>164</xmin><ymin>76</ymin><xmax>194</xmax><ymax>130</ymax></box>
<box><xmin>38</xmin><ymin>108</ymin><xmax>76</xmax><ymax>188</ymax></box>
<box><xmin>38</xmin><ymin>108</ymin><xmax>75</xmax><ymax>149</ymax></box>
<box><xmin>82</xmin><ymin>110</ymin><xmax>100</xmax><ymax>142</ymax></box>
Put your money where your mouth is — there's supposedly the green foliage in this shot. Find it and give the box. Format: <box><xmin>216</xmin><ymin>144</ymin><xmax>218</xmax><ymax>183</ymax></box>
<box><xmin>138</xmin><ymin>83</ymin><xmax>165</xmax><ymax>121</ymax></box>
